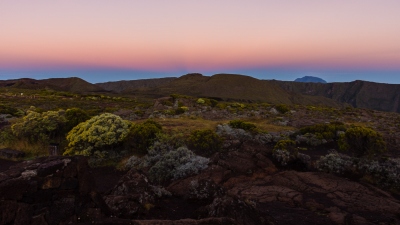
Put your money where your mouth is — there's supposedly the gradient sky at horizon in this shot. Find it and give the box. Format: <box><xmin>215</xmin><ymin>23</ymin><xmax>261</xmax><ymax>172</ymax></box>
<box><xmin>1</xmin><ymin>1</ymin><xmax>399</xmax><ymax>84</ymax></box>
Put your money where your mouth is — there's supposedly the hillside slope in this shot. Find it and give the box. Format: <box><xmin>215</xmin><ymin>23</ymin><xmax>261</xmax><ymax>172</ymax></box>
<box><xmin>124</xmin><ymin>73</ymin><xmax>343</xmax><ymax>107</ymax></box>
<box><xmin>276</xmin><ymin>80</ymin><xmax>400</xmax><ymax>112</ymax></box>
<box><xmin>96</xmin><ymin>77</ymin><xmax>177</xmax><ymax>93</ymax></box>
<box><xmin>0</xmin><ymin>77</ymin><xmax>105</xmax><ymax>93</ymax></box>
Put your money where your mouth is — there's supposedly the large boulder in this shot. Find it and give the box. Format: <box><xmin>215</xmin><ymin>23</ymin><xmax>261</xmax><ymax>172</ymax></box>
<box><xmin>199</xmin><ymin>196</ymin><xmax>269</xmax><ymax>225</ymax></box>
<box><xmin>0</xmin><ymin>156</ymin><xmax>111</xmax><ymax>224</ymax></box>
<box><xmin>225</xmin><ymin>170</ymin><xmax>400</xmax><ymax>224</ymax></box>
<box><xmin>104</xmin><ymin>169</ymin><xmax>171</xmax><ymax>219</ymax></box>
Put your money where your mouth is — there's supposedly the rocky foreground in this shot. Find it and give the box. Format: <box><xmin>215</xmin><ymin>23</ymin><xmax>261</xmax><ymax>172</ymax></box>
<box><xmin>1</xmin><ymin>145</ymin><xmax>400</xmax><ymax>225</ymax></box>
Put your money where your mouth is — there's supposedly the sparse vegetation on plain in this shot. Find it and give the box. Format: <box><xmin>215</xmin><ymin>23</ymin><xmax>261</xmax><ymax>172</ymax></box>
<box><xmin>228</xmin><ymin>120</ymin><xmax>257</xmax><ymax>132</ymax></box>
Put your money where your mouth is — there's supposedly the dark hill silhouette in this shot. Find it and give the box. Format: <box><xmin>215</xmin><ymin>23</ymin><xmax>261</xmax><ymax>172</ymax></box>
<box><xmin>120</xmin><ymin>73</ymin><xmax>343</xmax><ymax>107</ymax></box>
<box><xmin>0</xmin><ymin>77</ymin><xmax>105</xmax><ymax>93</ymax></box>
<box><xmin>295</xmin><ymin>76</ymin><xmax>327</xmax><ymax>83</ymax></box>
<box><xmin>96</xmin><ymin>73</ymin><xmax>400</xmax><ymax>112</ymax></box>
<box><xmin>276</xmin><ymin>80</ymin><xmax>400</xmax><ymax>112</ymax></box>
<box><xmin>96</xmin><ymin>77</ymin><xmax>177</xmax><ymax>93</ymax></box>
<box><xmin>2</xmin><ymin>74</ymin><xmax>399</xmax><ymax>112</ymax></box>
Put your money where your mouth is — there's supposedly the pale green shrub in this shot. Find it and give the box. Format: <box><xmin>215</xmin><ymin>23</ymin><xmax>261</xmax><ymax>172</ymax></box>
<box><xmin>64</xmin><ymin>113</ymin><xmax>130</xmax><ymax>156</ymax></box>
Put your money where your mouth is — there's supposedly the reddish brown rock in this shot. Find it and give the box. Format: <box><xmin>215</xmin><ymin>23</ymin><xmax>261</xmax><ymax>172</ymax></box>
<box><xmin>0</xmin><ymin>178</ymin><xmax>37</xmax><ymax>200</ymax></box>
<box><xmin>1</xmin><ymin>148</ymin><xmax>399</xmax><ymax>225</ymax></box>
<box><xmin>131</xmin><ymin>218</ymin><xmax>237</xmax><ymax>225</ymax></box>
<box><xmin>41</xmin><ymin>177</ymin><xmax>62</xmax><ymax>189</ymax></box>
<box><xmin>0</xmin><ymin>200</ymin><xmax>19</xmax><ymax>224</ymax></box>
<box><xmin>104</xmin><ymin>169</ymin><xmax>163</xmax><ymax>218</ymax></box>
<box><xmin>200</xmin><ymin>196</ymin><xmax>268</xmax><ymax>225</ymax></box>
<box><xmin>224</xmin><ymin>170</ymin><xmax>400</xmax><ymax>224</ymax></box>
<box><xmin>37</xmin><ymin>159</ymin><xmax>65</xmax><ymax>177</ymax></box>
<box><xmin>167</xmin><ymin>165</ymin><xmax>227</xmax><ymax>199</ymax></box>
<box><xmin>0</xmin><ymin>156</ymin><xmax>111</xmax><ymax>225</ymax></box>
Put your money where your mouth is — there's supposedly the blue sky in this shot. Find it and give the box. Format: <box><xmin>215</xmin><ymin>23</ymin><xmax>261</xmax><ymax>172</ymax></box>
<box><xmin>0</xmin><ymin>69</ymin><xmax>399</xmax><ymax>84</ymax></box>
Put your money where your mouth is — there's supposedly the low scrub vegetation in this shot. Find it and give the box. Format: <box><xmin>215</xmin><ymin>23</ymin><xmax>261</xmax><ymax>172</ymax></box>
<box><xmin>272</xmin><ymin>139</ymin><xmax>311</xmax><ymax>169</ymax></box>
<box><xmin>174</xmin><ymin>106</ymin><xmax>189</xmax><ymax>115</ymax></box>
<box><xmin>228</xmin><ymin>120</ymin><xmax>257</xmax><ymax>132</ymax></box>
<box><xmin>187</xmin><ymin>129</ymin><xmax>222</xmax><ymax>157</ymax></box>
<box><xmin>275</xmin><ymin>104</ymin><xmax>290</xmax><ymax>114</ymax></box>
<box><xmin>297</xmin><ymin>122</ymin><xmax>346</xmax><ymax>141</ymax></box>
<box><xmin>273</xmin><ymin>139</ymin><xmax>296</xmax><ymax>152</ymax></box>
<box><xmin>64</xmin><ymin>113</ymin><xmax>131</xmax><ymax>157</ymax></box>
<box><xmin>316</xmin><ymin>152</ymin><xmax>400</xmax><ymax>191</ymax></box>
<box><xmin>64</xmin><ymin>107</ymin><xmax>90</xmax><ymax>132</ymax></box>
<box><xmin>338</xmin><ymin>126</ymin><xmax>386</xmax><ymax>157</ymax></box>
<box><xmin>0</xmin><ymin>104</ymin><xmax>23</xmax><ymax>117</ymax></box>
<box><xmin>196</xmin><ymin>98</ymin><xmax>218</xmax><ymax>107</ymax></box>
<box><xmin>12</xmin><ymin>109</ymin><xmax>66</xmax><ymax>145</ymax></box>
<box><xmin>148</xmin><ymin>146</ymin><xmax>209</xmax><ymax>184</ymax></box>
<box><xmin>126</xmin><ymin>120</ymin><xmax>163</xmax><ymax>155</ymax></box>
<box><xmin>126</xmin><ymin>134</ymin><xmax>209</xmax><ymax>184</ymax></box>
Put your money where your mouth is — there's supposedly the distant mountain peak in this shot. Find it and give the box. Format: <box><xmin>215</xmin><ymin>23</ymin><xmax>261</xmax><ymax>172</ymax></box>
<box><xmin>295</xmin><ymin>76</ymin><xmax>327</xmax><ymax>83</ymax></box>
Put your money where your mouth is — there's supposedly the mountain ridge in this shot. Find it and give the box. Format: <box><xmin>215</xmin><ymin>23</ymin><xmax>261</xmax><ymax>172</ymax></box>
<box><xmin>1</xmin><ymin>74</ymin><xmax>399</xmax><ymax>112</ymax></box>
<box><xmin>0</xmin><ymin>77</ymin><xmax>104</xmax><ymax>93</ymax></box>
<box><xmin>115</xmin><ymin>73</ymin><xmax>343</xmax><ymax>107</ymax></box>
<box><xmin>275</xmin><ymin>80</ymin><xmax>400</xmax><ymax>112</ymax></box>
<box><xmin>96</xmin><ymin>77</ymin><xmax>177</xmax><ymax>93</ymax></box>
<box><xmin>95</xmin><ymin>73</ymin><xmax>399</xmax><ymax>112</ymax></box>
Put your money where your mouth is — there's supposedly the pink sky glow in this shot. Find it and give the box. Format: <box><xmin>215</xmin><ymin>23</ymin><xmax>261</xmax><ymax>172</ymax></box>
<box><xmin>0</xmin><ymin>1</ymin><xmax>399</xmax><ymax>74</ymax></box>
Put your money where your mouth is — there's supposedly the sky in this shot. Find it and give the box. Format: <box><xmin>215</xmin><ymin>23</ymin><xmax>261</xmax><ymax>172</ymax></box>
<box><xmin>0</xmin><ymin>1</ymin><xmax>399</xmax><ymax>84</ymax></box>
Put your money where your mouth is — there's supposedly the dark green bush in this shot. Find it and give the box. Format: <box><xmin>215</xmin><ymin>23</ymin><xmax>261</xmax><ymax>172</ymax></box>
<box><xmin>65</xmin><ymin>108</ymin><xmax>90</xmax><ymax>132</ymax></box>
<box><xmin>0</xmin><ymin>127</ymin><xmax>17</xmax><ymax>147</ymax></box>
<box><xmin>170</xmin><ymin>94</ymin><xmax>191</xmax><ymax>102</ymax></box>
<box><xmin>12</xmin><ymin>109</ymin><xmax>67</xmax><ymax>145</ymax></box>
<box><xmin>276</xmin><ymin>104</ymin><xmax>290</xmax><ymax>114</ymax></box>
<box><xmin>161</xmin><ymin>100</ymin><xmax>173</xmax><ymax>106</ymax></box>
<box><xmin>273</xmin><ymin>139</ymin><xmax>296</xmax><ymax>152</ymax></box>
<box><xmin>228</xmin><ymin>120</ymin><xmax>257</xmax><ymax>132</ymax></box>
<box><xmin>338</xmin><ymin>126</ymin><xmax>386</xmax><ymax>157</ymax></box>
<box><xmin>134</xmin><ymin>110</ymin><xmax>145</xmax><ymax>117</ymax></box>
<box><xmin>298</xmin><ymin>122</ymin><xmax>346</xmax><ymax>141</ymax></box>
<box><xmin>0</xmin><ymin>104</ymin><xmax>19</xmax><ymax>116</ymax></box>
<box><xmin>150</xmin><ymin>132</ymin><xmax>186</xmax><ymax>154</ymax></box>
<box><xmin>188</xmin><ymin>129</ymin><xmax>222</xmax><ymax>157</ymax></box>
<box><xmin>174</xmin><ymin>107</ymin><xmax>188</xmax><ymax>115</ymax></box>
<box><xmin>127</xmin><ymin>120</ymin><xmax>163</xmax><ymax>155</ymax></box>
<box><xmin>197</xmin><ymin>98</ymin><xmax>218</xmax><ymax>107</ymax></box>
<box><xmin>209</xmin><ymin>99</ymin><xmax>218</xmax><ymax>107</ymax></box>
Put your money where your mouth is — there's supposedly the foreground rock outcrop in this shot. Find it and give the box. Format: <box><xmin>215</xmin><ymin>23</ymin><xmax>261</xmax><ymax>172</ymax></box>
<box><xmin>1</xmin><ymin>152</ymin><xmax>400</xmax><ymax>224</ymax></box>
<box><xmin>0</xmin><ymin>157</ymin><xmax>238</xmax><ymax>225</ymax></box>
<box><xmin>225</xmin><ymin>171</ymin><xmax>400</xmax><ymax>224</ymax></box>
<box><xmin>0</xmin><ymin>156</ymin><xmax>111</xmax><ymax>224</ymax></box>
